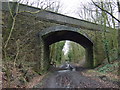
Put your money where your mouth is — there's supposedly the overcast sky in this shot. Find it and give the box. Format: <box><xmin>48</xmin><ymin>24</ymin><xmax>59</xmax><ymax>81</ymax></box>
<box><xmin>16</xmin><ymin>0</ymin><xmax>93</xmax><ymax>18</ymax></box>
<box><xmin>10</xmin><ymin>0</ymin><xmax>117</xmax><ymax>19</ymax></box>
<box><xmin>8</xmin><ymin>0</ymin><xmax>118</xmax><ymax>19</ymax></box>
<box><xmin>60</xmin><ymin>0</ymin><xmax>92</xmax><ymax>18</ymax></box>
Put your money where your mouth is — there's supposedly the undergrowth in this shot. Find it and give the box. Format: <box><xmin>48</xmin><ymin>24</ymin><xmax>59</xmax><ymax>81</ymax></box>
<box><xmin>96</xmin><ymin>60</ymin><xmax>119</xmax><ymax>75</ymax></box>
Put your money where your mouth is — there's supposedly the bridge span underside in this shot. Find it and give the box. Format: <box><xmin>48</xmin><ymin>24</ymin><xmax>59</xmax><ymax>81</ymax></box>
<box><xmin>37</xmin><ymin>25</ymin><xmax>94</xmax><ymax>71</ymax></box>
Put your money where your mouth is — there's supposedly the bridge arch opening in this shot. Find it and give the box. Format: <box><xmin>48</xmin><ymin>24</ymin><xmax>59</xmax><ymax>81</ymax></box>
<box><xmin>49</xmin><ymin>40</ymin><xmax>86</xmax><ymax>66</ymax></box>
<box><xmin>38</xmin><ymin>25</ymin><xmax>94</xmax><ymax>70</ymax></box>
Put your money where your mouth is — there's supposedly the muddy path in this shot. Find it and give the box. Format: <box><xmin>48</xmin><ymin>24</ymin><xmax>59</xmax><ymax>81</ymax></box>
<box><xmin>34</xmin><ymin>67</ymin><xmax>119</xmax><ymax>88</ymax></box>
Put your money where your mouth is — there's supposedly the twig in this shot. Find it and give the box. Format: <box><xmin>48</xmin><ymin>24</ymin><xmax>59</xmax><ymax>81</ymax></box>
<box><xmin>4</xmin><ymin>2</ymin><xmax>19</xmax><ymax>49</ymax></box>
<box><xmin>13</xmin><ymin>40</ymin><xmax>20</xmax><ymax>68</ymax></box>
<box><xmin>18</xmin><ymin>2</ymin><xmax>55</xmax><ymax>14</ymax></box>
<box><xmin>8</xmin><ymin>1</ymin><xmax>14</xmax><ymax>19</ymax></box>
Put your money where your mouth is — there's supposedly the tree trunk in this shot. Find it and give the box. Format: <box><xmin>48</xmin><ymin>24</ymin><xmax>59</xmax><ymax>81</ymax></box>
<box><xmin>117</xmin><ymin>0</ymin><xmax>120</xmax><ymax>59</ymax></box>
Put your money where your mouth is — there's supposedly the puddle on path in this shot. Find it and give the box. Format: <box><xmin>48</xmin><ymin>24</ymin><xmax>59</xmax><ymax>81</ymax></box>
<box><xmin>57</xmin><ymin>70</ymin><xmax>70</xmax><ymax>73</ymax></box>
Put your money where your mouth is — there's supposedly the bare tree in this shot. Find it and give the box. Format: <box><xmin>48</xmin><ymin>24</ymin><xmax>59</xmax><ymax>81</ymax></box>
<box><xmin>92</xmin><ymin>0</ymin><xmax>120</xmax><ymax>59</ymax></box>
<box><xmin>92</xmin><ymin>0</ymin><xmax>120</xmax><ymax>22</ymax></box>
<box><xmin>77</xmin><ymin>0</ymin><xmax>119</xmax><ymax>63</ymax></box>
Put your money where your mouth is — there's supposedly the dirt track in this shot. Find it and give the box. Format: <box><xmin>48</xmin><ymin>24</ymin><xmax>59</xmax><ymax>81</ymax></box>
<box><xmin>34</xmin><ymin>67</ymin><xmax>119</xmax><ymax>88</ymax></box>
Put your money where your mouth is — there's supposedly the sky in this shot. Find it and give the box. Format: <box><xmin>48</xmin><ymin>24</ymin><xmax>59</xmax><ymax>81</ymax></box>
<box><xmin>8</xmin><ymin>0</ymin><xmax>117</xmax><ymax>19</ymax></box>
<box><xmin>59</xmin><ymin>0</ymin><xmax>92</xmax><ymax>18</ymax></box>
<box><xmin>9</xmin><ymin>0</ymin><xmax>118</xmax><ymax>19</ymax></box>
<box><xmin>62</xmin><ymin>40</ymin><xmax>70</xmax><ymax>55</ymax></box>
<box><xmin>15</xmin><ymin>0</ymin><xmax>93</xmax><ymax>19</ymax></box>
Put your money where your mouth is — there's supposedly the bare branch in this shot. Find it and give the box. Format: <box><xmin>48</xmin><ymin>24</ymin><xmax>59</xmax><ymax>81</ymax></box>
<box><xmin>91</xmin><ymin>0</ymin><xmax>120</xmax><ymax>23</ymax></box>
<box><xmin>18</xmin><ymin>2</ymin><xmax>55</xmax><ymax>14</ymax></box>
